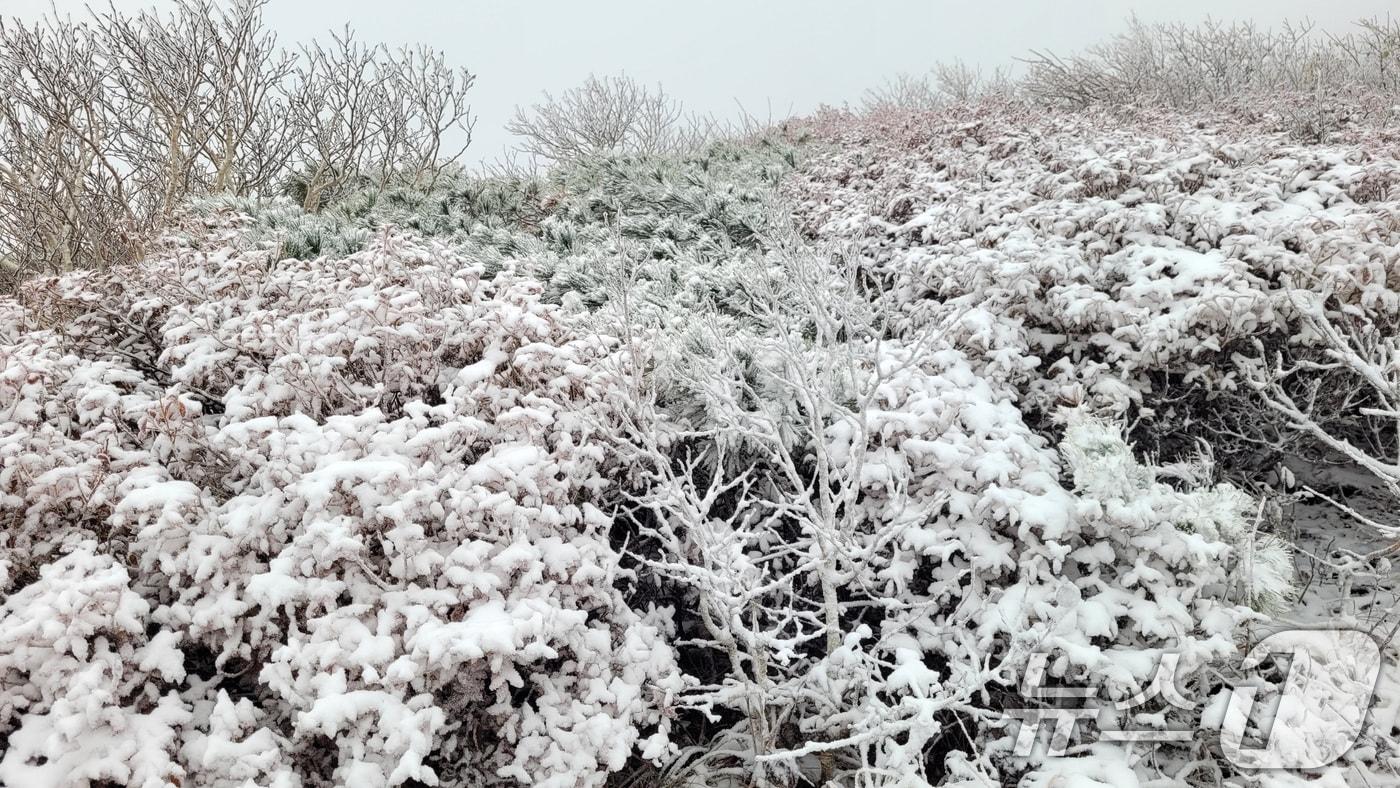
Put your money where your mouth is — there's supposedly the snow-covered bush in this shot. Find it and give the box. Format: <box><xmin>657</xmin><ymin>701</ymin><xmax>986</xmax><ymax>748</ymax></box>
<box><xmin>1021</xmin><ymin>16</ymin><xmax>1400</xmax><ymax>127</ymax></box>
<box><xmin>786</xmin><ymin>105</ymin><xmax>1400</xmax><ymax>482</ymax></box>
<box><xmin>0</xmin><ymin>544</ymin><xmax>189</xmax><ymax>787</ymax></box>
<box><xmin>5</xmin><ymin>80</ymin><xmax>1400</xmax><ymax>787</ymax></box>
<box><xmin>191</xmin><ymin>136</ymin><xmax>798</xmax><ymax>329</ymax></box>
<box><xmin>723</xmin><ymin>103</ymin><xmax>1400</xmax><ymax>782</ymax></box>
<box><xmin>0</xmin><ymin>225</ymin><xmax>683</xmax><ymax>786</ymax></box>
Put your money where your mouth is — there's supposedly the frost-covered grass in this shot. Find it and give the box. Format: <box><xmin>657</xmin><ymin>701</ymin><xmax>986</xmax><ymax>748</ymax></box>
<box><xmin>2</xmin><ymin>103</ymin><xmax>1399</xmax><ymax>787</ymax></box>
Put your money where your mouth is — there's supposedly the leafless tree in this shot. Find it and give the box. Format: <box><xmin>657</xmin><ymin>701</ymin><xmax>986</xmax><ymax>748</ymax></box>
<box><xmin>862</xmin><ymin>61</ymin><xmax>1013</xmax><ymax>112</ymax></box>
<box><xmin>861</xmin><ymin>72</ymin><xmax>943</xmax><ymax>113</ymax></box>
<box><xmin>0</xmin><ymin>13</ymin><xmax>139</xmax><ymax>281</ymax></box>
<box><xmin>289</xmin><ymin>29</ymin><xmax>474</xmax><ymax>211</ymax></box>
<box><xmin>96</xmin><ymin>0</ymin><xmax>297</xmax><ymax>218</ymax></box>
<box><xmin>507</xmin><ymin>74</ymin><xmax>708</xmax><ymax>165</ymax></box>
<box><xmin>934</xmin><ymin>60</ymin><xmax>1013</xmax><ymax>102</ymax></box>
<box><xmin>0</xmin><ymin>0</ymin><xmax>475</xmax><ymax>285</ymax></box>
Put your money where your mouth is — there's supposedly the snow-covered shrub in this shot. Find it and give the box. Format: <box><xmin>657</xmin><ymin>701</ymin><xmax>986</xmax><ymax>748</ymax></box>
<box><xmin>786</xmin><ymin>104</ymin><xmax>1400</xmax><ymax>483</ymax></box>
<box><xmin>599</xmin><ymin>229</ymin><xmax>1289</xmax><ymax>785</ymax></box>
<box><xmin>0</xmin><ymin>226</ymin><xmax>683</xmax><ymax>786</ymax></box>
<box><xmin>0</xmin><ymin>543</ymin><xmax>189</xmax><ymax>787</ymax></box>
<box><xmin>760</xmin><ymin>103</ymin><xmax>1400</xmax><ymax>783</ymax></box>
<box><xmin>1061</xmin><ymin>417</ymin><xmax>1295</xmax><ymax>616</ymax></box>
<box><xmin>186</xmin><ymin>171</ymin><xmax>550</xmax><ymax>262</ymax></box>
<box><xmin>192</xmin><ymin>136</ymin><xmax>798</xmax><ymax>333</ymax></box>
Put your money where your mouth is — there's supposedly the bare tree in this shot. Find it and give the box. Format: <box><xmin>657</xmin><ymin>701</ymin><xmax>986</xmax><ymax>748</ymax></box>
<box><xmin>96</xmin><ymin>0</ymin><xmax>298</xmax><ymax>219</ymax></box>
<box><xmin>933</xmin><ymin>60</ymin><xmax>1013</xmax><ymax>102</ymax></box>
<box><xmin>507</xmin><ymin>74</ymin><xmax>707</xmax><ymax>165</ymax></box>
<box><xmin>289</xmin><ymin>29</ymin><xmax>474</xmax><ymax>211</ymax></box>
<box><xmin>0</xmin><ymin>0</ymin><xmax>475</xmax><ymax>284</ymax></box>
<box><xmin>0</xmin><ymin>13</ymin><xmax>140</xmax><ymax>281</ymax></box>
<box><xmin>861</xmin><ymin>72</ymin><xmax>943</xmax><ymax>113</ymax></box>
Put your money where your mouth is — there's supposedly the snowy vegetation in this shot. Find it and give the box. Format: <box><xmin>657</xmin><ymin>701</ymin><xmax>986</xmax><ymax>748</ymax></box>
<box><xmin>4</xmin><ymin>9</ymin><xmax>1400</xmax><ymax>788</ymax></box>
<box><xmin>0</xmin><ymin>0</ymin><xmax>473</xmax><ymax>286</ymax></box>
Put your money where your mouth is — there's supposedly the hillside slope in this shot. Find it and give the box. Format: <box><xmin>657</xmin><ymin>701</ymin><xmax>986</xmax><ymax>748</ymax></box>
<box><xmin>2</xmin><ymin>105</ymin><xmax>1399</xmax><ymax>787</ymax></box>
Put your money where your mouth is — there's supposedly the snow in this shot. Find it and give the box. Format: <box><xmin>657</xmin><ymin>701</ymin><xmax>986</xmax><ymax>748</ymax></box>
<box><xmin>3</xmin><ymin>98</ymin><xmax>1400</xmax><ymax>787</ymax></box>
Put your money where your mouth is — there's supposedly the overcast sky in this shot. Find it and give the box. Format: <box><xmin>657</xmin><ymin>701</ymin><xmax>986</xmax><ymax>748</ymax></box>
<box><xmin>6</xmin><ymin>0</ymin><xmax>1398</xmax><ymax>163</ymax></box>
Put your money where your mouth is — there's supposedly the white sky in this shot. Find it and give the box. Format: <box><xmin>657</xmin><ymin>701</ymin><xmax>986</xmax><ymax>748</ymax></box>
<box><xmin>6</xmin><ymin>0</ymin><xmax>1398</xmax><ymax>163</ymax></box>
